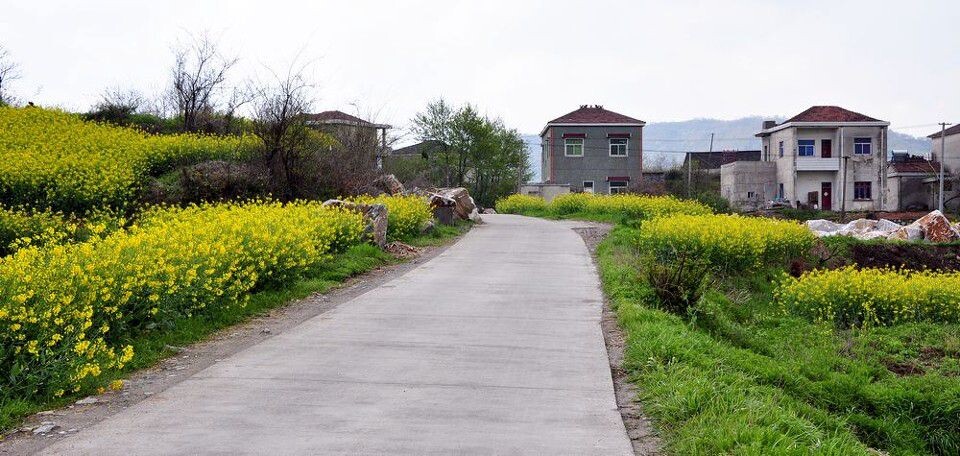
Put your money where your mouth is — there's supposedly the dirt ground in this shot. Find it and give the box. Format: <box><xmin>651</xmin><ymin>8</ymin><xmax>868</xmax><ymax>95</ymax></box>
<box><xmin>568</xmin><ymin>222</ymin><xmax>663</xmax><ymax>456</ymax></box>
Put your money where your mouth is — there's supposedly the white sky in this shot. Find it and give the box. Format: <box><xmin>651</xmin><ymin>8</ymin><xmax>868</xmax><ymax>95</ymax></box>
<box><xmin>2</xmin><ymin>0</ymin><xmax>958</xmax><ymax>139</ymax></box>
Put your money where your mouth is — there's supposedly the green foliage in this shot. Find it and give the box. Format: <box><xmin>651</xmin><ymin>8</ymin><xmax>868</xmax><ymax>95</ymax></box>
<box><xmin>643</xmin><ymin>251</ymin><xmax>709</xmax><ymax>316</ymax></box>
<box><xmin>410</xmin><ymin>99</ymin><xmax>530</xmax><ymax>207</ymax></box>
<box><xmin>601</xmin><ymin>226</ymin><xmax>960</xmax><ymax>455</ymax></box>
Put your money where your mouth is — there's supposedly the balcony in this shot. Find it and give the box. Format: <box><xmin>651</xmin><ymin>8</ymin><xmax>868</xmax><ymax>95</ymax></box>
<box><xmin>796</xmin><ymin>157</ymin><xmax>840</xmax><ymax>171</ymax></box>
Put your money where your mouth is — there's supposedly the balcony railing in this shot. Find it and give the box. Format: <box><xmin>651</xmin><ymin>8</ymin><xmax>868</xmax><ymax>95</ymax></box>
<box><xmin>796</xmin><ymin>157</ymin><xmax>840</xmax><ymax>171</ymax></box>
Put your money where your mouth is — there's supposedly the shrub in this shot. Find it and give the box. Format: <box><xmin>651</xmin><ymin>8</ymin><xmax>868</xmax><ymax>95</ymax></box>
<box><xmin>644</xmin><ymin>251</ymin><xmax>710</xmax><ymax>316</ymax></box>
<box><xmin>776</xmin><ymin>267</ymin><xmax>960</xmax><ymax>327</ymax></box>
<box><xmin>0</xmin><ymin>201</ymin><xmax>364</xmax><ymax>402</ymax></box>
<box><xmin>638</xmin><ymin>214</ymin><xmax>815</xmax><ymax>272</ymax></box>
<box><xmin>349</xmin><ymin>194</ymin><xmax>432</xmax><ymax>241</ymax></box>
<box><xmin>581</xmin><ymin>194</ymin><xmax>712</xmax><ymax>220</ymax></box>
<box><xmin>551</xmin><ymin>193</ymin><xmax>596</xmax><ymax>215</ymax></box>
<box><xmin>494</xmin><ymin>194</ymin><xmax>547</xmax><ymax>214</ymax></box>
<box><xmin>0</xmin><ymin>107</ymin><xmax>259</xmax><ymax>213</ymax></box>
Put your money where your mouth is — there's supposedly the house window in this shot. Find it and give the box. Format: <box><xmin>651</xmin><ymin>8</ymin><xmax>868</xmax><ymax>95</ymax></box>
<box><xmin>798</xmin><ymin>140</ymin><xmax>815</xmax><ymax>157</ymax></box>
<box><xmin>854</xmin><ymin>138</ymin><xmax>872</xmax><ymax>155</ymax></box>
<box><xmin>564</xmin><ymin>138</ymin><xmax>584</xmax><ymax>157</ymax></box>
<box><xmin>609</xmin><ymin>138</ymin><xmax>628</xmax><ymax>157</ymax></box>
<box><xmin>854</xmin><ymin>181</ymin><xmax>872</xmax><ymax>200</ymax></box>
<box><xmin>778</xmin><ymin>141</ymin><xmax>784</xmax><ymax>158</ymax></box>
<box><xmin>763</xmin><ymin>145</ymin><xmax>768</xmax><ymax>161</ymax></box>
<box><xmin>583</xmin><ymin>181</ymin><xmax>594</xmax><ymax>193</ymax></box>
<box><xmin>778</xmin><ymin>183</ymin><xmax>785</xmax><ymax>199</ymax></box>
<box><xmin>747</xmin><ymin>191</ymin><xmax>756</xmax><ymax>199</ymax></box>
<box><xmin>609</xmin><ymin>181</ymin><xmax>628</xmax><ymax>194</ymax></box>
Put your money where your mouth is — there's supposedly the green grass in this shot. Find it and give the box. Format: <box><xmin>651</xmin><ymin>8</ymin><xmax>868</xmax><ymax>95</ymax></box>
<box><xmin>0</xmin><ymin>223</ymin><xmax>469</xmax><ymax>433</ymax></box>
<box><xmin>598</xmin><ymin>226</ymin><xmax>960</xmax><ymax>455</ymax></box>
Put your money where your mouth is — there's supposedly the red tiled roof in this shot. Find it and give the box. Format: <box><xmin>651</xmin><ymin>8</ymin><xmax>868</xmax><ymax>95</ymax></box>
<box><xmin>890</xmin><ymin>160</ymin><xmax>940</xmax><ymax>174</ymax></box>
<box><xmin>548</xmin><ymin>105</ymin><xmax>644</xmax><ymax>124</ymax></box>
<box><xmin>928</xmin><ymin>123</ymin><xmax>960</xmax><ymax>139</ymax></box>
<box><xmin>784</xmin><ymin>106</ymin><xmax>883</xmax><ymax>123</ymax></box>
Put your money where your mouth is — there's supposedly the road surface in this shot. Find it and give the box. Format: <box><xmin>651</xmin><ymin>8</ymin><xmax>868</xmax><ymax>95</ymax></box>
<box><xmin>40</xmin><ymin>214</ymin><xmax>633</xmax><ymax>455</ymax></box>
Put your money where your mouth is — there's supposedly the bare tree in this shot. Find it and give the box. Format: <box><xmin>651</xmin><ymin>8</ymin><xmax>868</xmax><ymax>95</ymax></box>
<box><xmin>168</xmin><ymin>34</ymin><xmax>237</xmax><ymax>132</ymax></box>
<box><xmin>0</xmin><ymin>44</ymin><xmax>22</xmax><ymax>106</ymax></box>
<box><xmin>249</xmin><ymin>62</ymin><xmax>315</xmax><ymax>199</ymax></box>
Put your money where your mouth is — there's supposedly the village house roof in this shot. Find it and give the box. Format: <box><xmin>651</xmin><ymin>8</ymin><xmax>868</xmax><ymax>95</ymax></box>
<box><xmin>683</xmin><ymin>150</ymin><xmax>761</xmax><ymax>170</ymax></box>
<box><xmin>304</xmin><ymin>110</ymin><xmax>391</xmax><ymax>129</ymax></box>
<box><xmin>757</xmin><ymin>106</ymin><xmax>889</xmax><ymax>136</ymax></box>
<box><xmin>391</xmin><ymin>140</ymin><xmax>447</xmax><ymax>157</ymax></box>
<box><xmin>928</xmin><ymin>123</ymin><xmax>960</xmax><ymax>139</ymax></box>
<box><xmin>541</xmin><ymin>105</ymin><xmax>644</xmax><ymax>136</ymax></box>
<box><xmin>888</xmin><ymin>154</ymin><xmax>941</xmax><ymax>175</ymax></box>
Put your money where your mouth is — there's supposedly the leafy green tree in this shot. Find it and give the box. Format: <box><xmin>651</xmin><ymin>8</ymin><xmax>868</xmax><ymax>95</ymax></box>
<box><xmin>411</xmin><ymin>99</ymin><xmax>530</xmax><ymax>207</ymax></box>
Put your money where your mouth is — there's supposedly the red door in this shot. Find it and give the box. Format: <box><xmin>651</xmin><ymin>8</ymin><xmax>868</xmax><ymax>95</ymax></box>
<box><xmin>821</xmin><ymin>182</ymin><xmax>832</xmax><ymax>210</ymax></box>
<box><xmin>821</xmin><ymin>139</ymin><xmax>832</xmax><ymax>158</ymax></box>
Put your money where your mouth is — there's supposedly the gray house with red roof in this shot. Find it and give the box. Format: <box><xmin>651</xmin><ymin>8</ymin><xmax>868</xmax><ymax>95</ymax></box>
<box><xmin>540</xmin><ymin>105</ymin><xmax>645</xmax><ymax>194</ymax></box>
<box><xmin>754</xmin><ymin>106</ymin><xmax>890</xmax><ymax>211</ymax></box>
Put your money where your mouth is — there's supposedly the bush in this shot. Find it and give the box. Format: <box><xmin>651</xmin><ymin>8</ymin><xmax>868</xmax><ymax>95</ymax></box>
<box><xmin>644</xmin><ymin>251</ymin><xmax>710</xmax><ymax>316</ymax></box>
<box><xmin>638</xmin><ymin>214</ymin><xmax>815</xmax><ymax>272</ymax></box>
<box><xmin>550</xmin><ymin>193</ymin><xmax>595</xmax><ymax>215</ymax></box>
<box><xmin>494</xmin><ymin>194</ymin><xmax>547</xmax><ymax>214</ymax></box>
<box><xmin>777</xmin><ymin>266</ymin><xmax>960</xmax><ymax>327</ymax></box>
<box><xmin>0</xmin><ymin>107</ymin><xmax>260</xmax><ymax>213</ymax></box>
<box><xmin>0</xmin><ymin>201</ymin><xmax>365</xmax><ymax>402</ymax></box>
<box><xmin>349</xmin><ymin>194</ymin><xmax>432</xmax><ymax>241</ymax></box>
<box><xmin>582</xmin><ymin>194</ymin><xmax>712</xmax><ymax>220</ymax></box>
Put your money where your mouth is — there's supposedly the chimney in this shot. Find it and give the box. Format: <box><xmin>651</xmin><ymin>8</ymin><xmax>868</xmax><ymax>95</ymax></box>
<box><xmin>762</xmin><ymin>120</ymin><xmax>777</xmax><ymax>130</ymax></box>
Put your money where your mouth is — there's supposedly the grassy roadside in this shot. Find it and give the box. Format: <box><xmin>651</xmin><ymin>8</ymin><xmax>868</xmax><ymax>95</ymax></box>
<box><xmin>0</xmin><ymin>222</ymin><xmax>470</xmax><ymax>432</ymax></box>
<box><xmin>598</xmin><ymin>226</ymin><xmax>959</xmax><ymax>455</ymax></box>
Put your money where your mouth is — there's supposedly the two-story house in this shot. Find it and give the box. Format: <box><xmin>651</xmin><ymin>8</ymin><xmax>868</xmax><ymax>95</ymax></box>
<box><xmin>755</xmin><ymin>106</ymin><xmax>889</xmax><ymax>211</ymax></box>
<box><xmin>304</xmin><ymin>110</ymin><xmax>391</xmax><ymax>169</ymax></box>
<box><xmin>540</xmin><ymin>105</ymin><xmax>645</xmax><ymax>194</ymax></box>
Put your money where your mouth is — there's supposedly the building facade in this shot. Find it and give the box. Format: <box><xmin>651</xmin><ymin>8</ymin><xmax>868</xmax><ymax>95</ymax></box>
<box><xmin>756</xmin><ymin>106</ymin><xmax>889</xmax><ymax>211</ymax></box>
<box><xmin>928</xmin><ymin>124</ymin><xmax>960</xmax><ymax>211</ymax></box>
<box><xmin>540</xmin><ymin>105</ymin><xmax>644</xmax><ymax>194</ymax></box>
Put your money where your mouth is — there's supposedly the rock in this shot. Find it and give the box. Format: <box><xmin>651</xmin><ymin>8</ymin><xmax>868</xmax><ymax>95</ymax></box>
<box><xmin>163</xmin><ymin>344</ymin><xmax>186</xmax><ymax>353</ymax></box>
<box><xmin>75</xmin><ymin>396</ymin><xmax>98</xmax><ymax>405</ymax></box>
<box><xmin>915</xmin><ymin>210</ymin><xmax>960</xmax><ymax>243</ymax></box>
<box><xmin>420</xmin><ymin>220</ymin><xmax>436</xmax><ymax>234</ymax></box>
<box><xmin>373</xmin><ymin>174</ymin><xmax>405</xmax><ymax>195</ymax></box>
<box><xmin>385</xmin><ymin>241</ymin><xmax>420</xmax><ymax>258</ymax></box>
<box><xmin>887</xmin><ymin>225</ymin><xmax>924</xmax><ymax>241</ymax></box>
<box><xmin>323</xmin><ymin>200</ymin><xmax>389</xmax><ymax>249</ymax></box>
<box><xmin>482</xmin><ymin>208</ymin><xmax>497</xmax><ymax>214</ymax></box>
<box><xmin>875</xmin><ymin>219</ymin><xmax>902</xmax><ymax>232</ymax></box>
<box><xmin>433</xmin><ymin>188</ymin><xmax>478</xmax><ymax>221</ymax></box>
<box><xmin>33</xmin><ymin>422</ymin><xmax>59</xmax><ymax>434</ymax></box>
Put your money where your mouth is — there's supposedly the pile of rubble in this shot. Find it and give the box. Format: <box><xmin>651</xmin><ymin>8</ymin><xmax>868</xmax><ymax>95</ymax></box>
<box><xmin>806</xmin><ymin>210</ymin><xmax>960</xmax><ymax>243</ymax></box>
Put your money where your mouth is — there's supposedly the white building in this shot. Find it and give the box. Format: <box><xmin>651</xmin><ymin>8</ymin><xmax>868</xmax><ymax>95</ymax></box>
<box><xmin>755</xmin><ymin>106</ymin><xmax>889</xmax><ymax>211</ymax></box>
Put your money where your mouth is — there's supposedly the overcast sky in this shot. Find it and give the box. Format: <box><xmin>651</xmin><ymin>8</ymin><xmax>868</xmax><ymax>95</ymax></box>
<box><xmin>2</xmin><ymin>0</ymin><xmax>958</xmax><ymax>139</ymax></box>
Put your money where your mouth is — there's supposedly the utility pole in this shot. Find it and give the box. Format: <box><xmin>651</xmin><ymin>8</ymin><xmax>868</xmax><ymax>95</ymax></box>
<box><xmin>686</xmin><ymin>151</ymin><xmax>692</xmax><ymax>197</ymax></box>
<box><xmin>938</xmin><ymin>122</ymin><xmax>951</xmax><ymax>212</ymax></box>
<box><xmin>708</xmin><ymin>132</ymin><xmax>715</xmax><ymax>153</ymax></box>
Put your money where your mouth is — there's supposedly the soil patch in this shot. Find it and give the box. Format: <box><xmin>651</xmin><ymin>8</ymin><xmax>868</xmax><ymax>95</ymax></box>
<box><xmin>849</xmin><ymin>243</ymin><xmax>960</xmax><ymax>272</ymax></box>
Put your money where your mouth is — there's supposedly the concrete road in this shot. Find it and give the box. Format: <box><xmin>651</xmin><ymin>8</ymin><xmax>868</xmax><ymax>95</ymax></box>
<box><xmin>40</xmin><ymin>215</ymin><xmax>633</xmax><ymax>455</ymax></box>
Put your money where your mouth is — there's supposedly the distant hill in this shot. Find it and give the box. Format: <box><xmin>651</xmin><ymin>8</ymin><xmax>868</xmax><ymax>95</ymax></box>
<box><xmin>523</xmin><ymin>117</ymin><xmax>931</xmax><ymax>181</ymax></box>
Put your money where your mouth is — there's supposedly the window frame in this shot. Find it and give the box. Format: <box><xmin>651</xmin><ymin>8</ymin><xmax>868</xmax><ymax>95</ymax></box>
<box><xmin>608</xmin><ymin>138</ymin><xmax>628</xmax><ymax>157</ymax></box>
<box><xmin>564</xmin><ymin>137</ymin><xmax>585</xmax><ymax>157</ymax></box>
<box><xmin>797</xmin><ymin>139</ymin><xmax>815</xmax><ymax>157</ymax></box>
<box><xmin>778</xmin><ymin>141</ymin><xmax>784</xmax><ymax>158</ymax></box>
<box><xmin>608</xmin><ymin>181</ymin><xmax>628</xmax><ymax>194</ymax></box>
<box><xmin>778</xmin><ymin>183</ymin><xmax>785</xmax><ymax>199</ymax></box>
<box><xmin>582</xmin><ymin>180</ymin><xmax>594</xmax><ymax>193</ymax></box>
<box><xmin>853</xmin><ymin>137</ymin><xmax>872</xmax><ymax>156</ymax></box>
<box><xmin>853</xmin><ymin>181</ymin><xmax>872</xmax><ymax>200</ymax></box>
